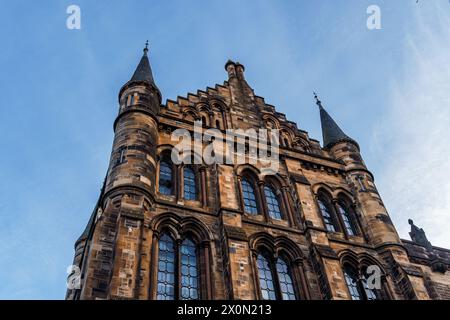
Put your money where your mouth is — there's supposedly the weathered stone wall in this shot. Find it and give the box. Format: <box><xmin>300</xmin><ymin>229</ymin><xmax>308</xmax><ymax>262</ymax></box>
<box><xmin>69</xmin><ymin>60</ymin><xmax>449</xmax><ymax>301</ymax></box>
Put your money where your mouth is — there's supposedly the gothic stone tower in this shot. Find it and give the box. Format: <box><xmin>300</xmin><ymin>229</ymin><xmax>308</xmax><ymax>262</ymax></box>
<box><xmin>66</xmin><ymin>47</ymin><xmax>450</xmax><ymax>300</ymax></box>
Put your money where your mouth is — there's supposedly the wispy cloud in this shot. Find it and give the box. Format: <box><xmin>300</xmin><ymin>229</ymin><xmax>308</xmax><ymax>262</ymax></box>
<box><xmin>375</xmin><ymin>2</ymin><xmax>450</xmax><ymax>248</ymax></box>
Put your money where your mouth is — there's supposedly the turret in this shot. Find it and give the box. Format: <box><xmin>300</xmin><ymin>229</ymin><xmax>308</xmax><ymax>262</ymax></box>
<box><xmin>71</xmin><ymin>43</ymin><xmax>162</xmax><ymax>300</ymax></box>
<box><xmin>105</xmin><ymin>42</ymin><xmax>161</xmax><ymax>202</ymax></box>
<box><xmin>315</xmin><ymin>93</ymin><xmax>401</xmax><ymax>247</ymax></box>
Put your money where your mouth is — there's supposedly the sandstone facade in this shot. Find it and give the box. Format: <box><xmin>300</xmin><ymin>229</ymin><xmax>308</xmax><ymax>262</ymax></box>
<box><xmin>66</xmin><ymin>47</ymin><xmax>450</xmax><ymax>300</ymax></box>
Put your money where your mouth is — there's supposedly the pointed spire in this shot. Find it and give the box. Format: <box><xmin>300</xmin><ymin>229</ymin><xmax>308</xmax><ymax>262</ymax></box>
<box><xmin>130</xmin><ymin>40</ymin><xmax>156</xmax><ymax>85</ymax></box>
<box><xmin>314</xmin><ymin>92</ymin><xmax>358</xmax><ymax>150</ymax></box>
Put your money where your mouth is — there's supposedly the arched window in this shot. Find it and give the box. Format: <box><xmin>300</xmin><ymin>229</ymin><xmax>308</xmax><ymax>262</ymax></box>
<box><xmin>343</xmin><ymin>265</ymin><xmax>363</xmax><ymax>300</ymax></box>
<box><xmin>337</xmin><ymin>203</ymin><xmax>357</xmax><ymax>236</ymax></box>
<box><xmin>241</xmin><ymin>178</ymin><xmax>258</xmax><ymax>215</ymax></box>
<box><xmin>361</xmin><ymin>267</ymin><xmax>380</xmax><ymax>300</ymax></box>
<box><xmin>127</xmin><ymin>93</ymin><xmax>137</xmax><ymax>106</ymax></box>
<box><xmin>343</xmin><ymin>264</ymin><xmax>380</xmax><ymax>300</ymax></box>
<box><xmin>256</xmin><ymin>253</ymin><xmax>277</xmax><ymax>300</ymax></box>
<box><xmin>159</xmin><ymin>160</ymin><xmax>174</xmax><ymax>195</ymax></box>
<box><xmin>317</xmin><ymin>198</ymin><xmax>337</xmax><ymax>232</ymax></box>
<box><xmin>183</xmin><ymin>166</ymin><xmax>197</xmax><ymax>200</ymax></box>
<box><xmin>180</xmin><ymin>238</ymin><xmax>199</xmax><ymax>300</ymax></box>
<box><xmin>256</xmin><ymin>252</ymin><xmax>298</xmax><ymax>300</ymax></box>
<box><xmin>264</xmin><ymin>186</ymin><xmax>283</xmax><ymax>220</ymax></box>
<box><xmin>156</xmin><ymin>233</ymin><xmax>176</xmax><ymax>300</ymax></box>
<box><xmin>156</xmin><ymin>233</ymin><xmax>200</xmax><ymax>300</ymax></box>
<box><xmin>215</xmin><ymin>119</ymin><xmax>221</xmax><ymax>130</ymax></box>
<box><xmin>276</xmin><ymin>257</ymin><xmax>296</xmax><ymax>300</ymax></box>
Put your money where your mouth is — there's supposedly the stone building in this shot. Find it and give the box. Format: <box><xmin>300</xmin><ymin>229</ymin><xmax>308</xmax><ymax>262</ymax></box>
<box><xmin>66</xmin><ymin>45</ymin><xmax>450</xmax><ymax>300</ymax></box>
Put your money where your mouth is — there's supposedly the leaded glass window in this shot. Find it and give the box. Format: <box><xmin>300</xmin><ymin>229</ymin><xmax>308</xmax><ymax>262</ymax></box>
<box><xmin>318</xmin><ymin>199</ymin><xmax>337</xmax><ymax>232</ymax></box>
<box><xmin>156</xmin><ymin>233</ymin><xmax>176</xmax><ymax>300</ymax></box>
<box><xmin>159</xmin><ymin>160</ymin><xmax>173</xmax><ymax>195</ymax></box>
<box><xmin>242</xmin><ymin>178</ymin><xmax>258</xmax><ymax>215</ymax></box>
<box><xmin>257</xmin><ymin>254</ymin><xmax>277</xmax><ymax>300</ymax></box>
<box><xmin>264</xmin><ymin>186</ymin><xmax>282</xmax><ymax>220</ymax></box>
<box><xmin>362</xmin><ymin>268</ymin><xmax>379</xmax><ymax>300</ymax></box>
<box><xmin>338</xmin><ymin>204</ymin><xmax>357</xmax><ymax>236</ymax></box>
<box><xmin>156</xmin><ymin>234</ymin><xmax>201</xmax><ymax>300</ymax></box>
<box><xmin>276</xmin><ymin>258</ymin><xmax>296</xmax><ymax>300</ymax></box>
<box><xmin>180</xmin><ymin>238</ymin><xmax>199</xmax><ymax>300</ymax></box>
<box><xmin>183</xmin><ymin>167</ymin><xmax>197</xmax><ymax>200</ymax></box>
<box><xmin>343</xmin><ymin>265</ymin><xmax>363</xmax><ymax>300</ymax></box>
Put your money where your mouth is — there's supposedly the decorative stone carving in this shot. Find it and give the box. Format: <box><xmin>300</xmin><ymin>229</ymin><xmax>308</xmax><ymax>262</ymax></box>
<box><xmin>408</xmin><ymin>219</ymin><xmax>432</xmax><ymax>250</ymax></box>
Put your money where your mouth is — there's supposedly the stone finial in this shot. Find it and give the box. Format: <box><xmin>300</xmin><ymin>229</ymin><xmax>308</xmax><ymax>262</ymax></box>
<box><xmin>225</xmin><ymin>60</ymin><xmax>245</xmax><ymax>80</ymax></box>
<box><xmin>313</xmin><ymin>92</ymin><xmax>323</xmax><ymax>108</ymax></box>
<box><xmin>144</xmin><ymin>40</ymin><xmax>149</xmax><ymax>55</ymax></box>
<box><xmin>408</xmin><ymin>219</ymin><xmax>432</xmax><ymax>250</ymax></box>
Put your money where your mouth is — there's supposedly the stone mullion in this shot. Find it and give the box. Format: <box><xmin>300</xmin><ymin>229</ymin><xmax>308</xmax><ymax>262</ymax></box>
<box><xmin>176</xmin><ymin>165</ymin><xmax>182</xmax><ymax>201</ymax></box>
<box><xmin>202</xmin><ymin>241</ymin><xmax>213</xmax><ymax>299</ymax></box>
<box><xmin>175</xmin><ymin>239</ymin><xmax>182</xmax><ymax>300</ymax></box>
<box><xmin>351</xmin><ymin>202</ymin><xmax>367</xmax><ymax>240</ymax></box>
<box><xmin>258</xmin><ymin>181</ymin><xmax>270</xmax><ymax>221</ymax></box>
<box><xmin>199</xmin><ymin>166</ymin><xmax>207</xmax><ymax>207</ymax></box>
<box><xmin>148</xmin><ymin>232</ymin><xmax>159</xmax><ymax>300</ymax></box>
<box><xmin>314</xmin><ymin>194</ymin><xmax>331</xmax><ymax>233</ymax></box>
<box><xmin>221</xmin><ymin>110</ymin><xmax>228</xmax><ymax>130</ymax></box>
<box><xmin>332</xmin><ymin>199</ymin><xmax>347</xmax><ymax>237</ymax></box>
<box><xmin>281</xmin><ymin>187</ymin><xmax>295</xmax><ymax>226</ymax></box>
<box><xmin>208</xmin><ymin>112</ymin><xmax>214</xmax><ymax>127</ymax></box>
<box><xmin>250</xmin><ymin>250</ymin><xmax>262</xmax><ymax>300</ymax></box>
<box><xmin>236</xmin><ymin>175</ymin><xmax>244</xmax><ymax>212</ymax></box>
<box><xmin>357</xmin><ymin>268</ymin><xmax>369</xmax><ymax>300</ymax></box>
<box><xmin>270</xmin><ymin>253</ymin><xmax>283</xmax><ymax>300</ymax></box>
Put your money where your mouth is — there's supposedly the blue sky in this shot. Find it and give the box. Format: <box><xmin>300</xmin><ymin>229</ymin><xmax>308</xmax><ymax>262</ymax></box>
<box><xmin>0</xmin><ymin>0</ymin><xmax>449</xmax><ymax>299</ymax></box>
